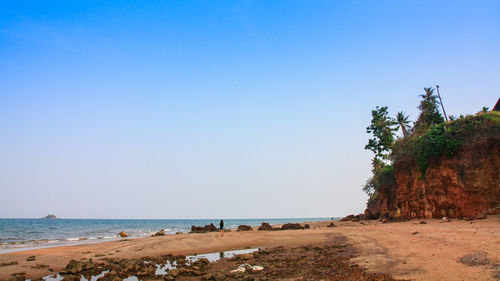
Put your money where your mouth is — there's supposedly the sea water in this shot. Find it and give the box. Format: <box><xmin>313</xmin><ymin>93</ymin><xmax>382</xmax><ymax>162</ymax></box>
<box><xmin>0</xmin><ymin>217</ymin><xmax>329</xmax><ymax>253</ymax></box>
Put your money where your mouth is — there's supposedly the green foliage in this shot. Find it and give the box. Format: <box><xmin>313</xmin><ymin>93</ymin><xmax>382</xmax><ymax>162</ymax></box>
<box><xmin>363</xmin><ymin>164</ymin><xmax>395</xmax><ymax>201</ymax></box>
<box><xmin>393</xmin><ymin>111</ymin><xmax>500</xmax><ymax>177</ymax></box>
<box><xmin>363</xmin><ymin>88</ymin><xmax>500</xmax><ymax>198</ymax></box>
<box><xmin>414</xmin><ymin>87</ymin><xmax>444</xmax><ymax>134</ymax></box>
<box><xmin>365</xmin><ymin>106</ymin><xmax>397</xmax><ymax>161</ymax></box>
<box><xmin>395</xmin><ymin>111</ymin><xmax>411</xmax><ymax>138</ymax></box>
<box><xmin>412</xmin><ymin>124</ymin><xmax>460</xmax><ymax>177</ymax></box>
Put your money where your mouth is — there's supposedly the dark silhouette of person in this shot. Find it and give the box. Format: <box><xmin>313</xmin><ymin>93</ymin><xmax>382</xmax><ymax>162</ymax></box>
<box><xmin>219</xmin><ymin>219</ymin><xmax>224</xmax><ymax>237</ymax></box>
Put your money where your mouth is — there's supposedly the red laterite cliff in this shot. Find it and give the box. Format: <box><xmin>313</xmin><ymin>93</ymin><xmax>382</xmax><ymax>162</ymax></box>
<box><xmin>367</xmin><ymin>118</ymin><xmax>500</xmax><ymax>219</ymax></box>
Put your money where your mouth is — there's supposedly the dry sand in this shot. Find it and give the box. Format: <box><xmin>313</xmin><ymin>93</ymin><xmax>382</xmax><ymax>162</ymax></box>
<box><xmin>0</xmin><ymin>217</ymin><xmax>499</xmax><ymax>280</ymax></box>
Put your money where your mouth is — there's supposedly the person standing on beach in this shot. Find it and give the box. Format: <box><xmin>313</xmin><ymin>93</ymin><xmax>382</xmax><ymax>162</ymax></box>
<box><xmin>219</xmin><ymin>219</ymin><xmax>224</xmax><ymax>237</ymax></box>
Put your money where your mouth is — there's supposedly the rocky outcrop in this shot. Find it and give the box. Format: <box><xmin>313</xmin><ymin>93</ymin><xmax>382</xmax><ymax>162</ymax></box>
<box><xmin>281</xmin><ymin>223</ymin><xmax>305</xmax><ymax>230</ymax></box>
<box><xmin>190</xmin><ymin>223</ymin><xmax>218</xmax><ymax>233</ymax></box>
<box><xmin>367</xmin><ymin>137</ymin><xmax>500</xmax><ymax>219</ymax></box>
<box><xmin>43</xmin><ymin>214</ymin><xmax>57</xmax><ymax>219</ymax></box>
<box><xmin>237</xmin><ymin>225</ymin><xmax>253</xmax><ymax>231</ymax></box>
<box><xmin>258</xmin><ymin>222</ymin><xmax>273</xmax><ymax>231</ymax></box>
<box><xmin>153</xmin><ymin>229</ymin><xmax>166</xmax><ymax>236</ymax></box>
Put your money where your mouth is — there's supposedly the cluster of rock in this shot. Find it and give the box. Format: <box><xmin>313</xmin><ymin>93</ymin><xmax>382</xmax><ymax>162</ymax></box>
<box><xmin>339</xmin><ymin>212</ymin><xmax>410</xmax><ymax>223</ymax></box>
<box><xmin>257</xmin><ymin>222</ymin><xmax>275</xmax><ymax>231</ymax></box>
<box><xmin>339</xmin><ymin>209</ymin><xmax>494</xmax><ymax>224</ymax></box>
<box><xmin>280</xmin><ymin>223</ymin><xmax>309</xmax><ymax>230</ymax></box>
<box><xmin>188</xmin><ymin>222</ymin><xmax>311</xmax><ymax>233</ymax></box>
<box><xmin>225</xmin><ymin>239</ymin><xmax>399</xmax><ymax>280</ymax></box>
<box><xmin>340</xmin><ymin>214</ymin><xmax>364</xmax><ymax>222</ymax></box>
<box><xmin>257</xmin><ymin>222</ymin><xmax>310</xmax><ymax>231</ymax></box>
<box><xmin>54</xmin><ymin>254</ymin><xmax>212</xmax><ymax>281</ymax></box>
<box><xmin>191</xmin><ymin>223</ymin><xmax>219</xmax><ymax>233</ymax></box>
<box><xmin>237</xmin><ymin>225</ymin><xmax>253</xmax><ymax>231</ymax></box>
<box><xmin>153</xmin><ymin>229</ymin><xmax>166</xmax><ymax>236</ymax></box>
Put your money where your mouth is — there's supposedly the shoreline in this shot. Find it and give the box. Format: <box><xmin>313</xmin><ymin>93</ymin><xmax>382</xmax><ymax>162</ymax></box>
<box><xmin>0</xmin><ymin>217</ymin><xmax>499</xmax><ymax>280</ymax></box>
<box><xmin>0</xmin><ymin>217</ymin><xmax>330</xmax><ymax>254</ymax></box>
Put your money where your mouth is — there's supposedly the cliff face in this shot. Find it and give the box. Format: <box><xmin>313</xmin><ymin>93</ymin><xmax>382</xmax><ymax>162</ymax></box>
<box><xmin>368</xmin><ymin>136</ymin><xmax>500</xmax><ymax>219</ymax></box>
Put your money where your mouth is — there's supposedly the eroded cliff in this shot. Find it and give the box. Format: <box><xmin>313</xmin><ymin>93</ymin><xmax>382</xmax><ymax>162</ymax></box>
<box><xmin>367</xmin><ymin>114</ymin><xmax>500</xmax><ymax>219</ymax></box>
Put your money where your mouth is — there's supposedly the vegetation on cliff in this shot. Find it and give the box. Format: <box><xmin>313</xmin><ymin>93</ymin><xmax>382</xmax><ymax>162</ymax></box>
<box><xmin>363</xmin><ymin>88</ymin><xmax>500</xmax><ymax>200</ymax></box>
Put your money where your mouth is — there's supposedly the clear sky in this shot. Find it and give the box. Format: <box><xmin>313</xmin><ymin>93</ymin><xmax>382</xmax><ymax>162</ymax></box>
<box><xmin>1</xmin><ymin>1</ymin><xmax>499</xmax><ymax>219</ymax></box>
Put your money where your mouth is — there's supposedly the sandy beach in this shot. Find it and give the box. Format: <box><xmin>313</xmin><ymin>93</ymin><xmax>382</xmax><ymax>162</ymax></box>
<box><xmin>0</xmin><ymin>217</ymin><xmax>499</xmax><ymax>280</ymax></box>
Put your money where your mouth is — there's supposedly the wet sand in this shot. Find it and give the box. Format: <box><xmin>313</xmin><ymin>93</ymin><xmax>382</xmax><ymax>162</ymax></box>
<box><xmin>0</xmin><ymin>217</ymin><xmax>499</xmax><ymax>280</ymax></box>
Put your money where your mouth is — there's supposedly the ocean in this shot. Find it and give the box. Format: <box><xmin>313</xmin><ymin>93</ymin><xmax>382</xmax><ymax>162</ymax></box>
<box><xmin>0</xmin><ymin>217</ymin><xmax>330</xmax><ymax>253</ymax></box>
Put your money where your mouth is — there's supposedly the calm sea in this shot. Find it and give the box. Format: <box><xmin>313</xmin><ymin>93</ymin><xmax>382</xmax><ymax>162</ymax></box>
<box><xmin>0</xmin><ymin>218</ymin><xmax>330</xmax><ymax>253</ymax></box>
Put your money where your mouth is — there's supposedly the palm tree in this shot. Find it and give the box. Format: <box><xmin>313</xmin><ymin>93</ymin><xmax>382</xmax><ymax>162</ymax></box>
<box><xmin>420</xmin><ymin>87</ymin><xmax>439</xmax><ymax>105</ymax></box>
<box><xmin>396</xmin><ymin>111</ymin><xmax>411</xmax><ymax>138</ymax></box>
<box><xmin>414</xmin><ymin>87</ymin><xmax>444</xmax><ymax>133</ymax></box>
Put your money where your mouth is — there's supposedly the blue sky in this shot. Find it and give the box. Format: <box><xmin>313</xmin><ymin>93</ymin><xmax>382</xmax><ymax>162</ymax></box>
<box><xmin>1</xmin><ymin>1</ymin><xmax>499</xmax><ymax>219</ymax></box>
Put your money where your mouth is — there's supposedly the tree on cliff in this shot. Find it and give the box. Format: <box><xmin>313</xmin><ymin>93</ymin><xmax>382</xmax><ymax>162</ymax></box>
<box><xmin>363</xmin><ymin>106</ymin><xmax>397</xmax><ymax>198</ymax></box>
<box><xmin>395</xmin><ymin>111</ymin><xmax>411</xmax><ymax>138</ymax></box>
<box><xmin>365</xmin><ymin>106</ymin><xmax>397</xmax><ymax>162</ymax></box>
<box><xmin>414</xmin><ymin>87</ymin><xmax>444</xmax><ymax>133</ymax></box>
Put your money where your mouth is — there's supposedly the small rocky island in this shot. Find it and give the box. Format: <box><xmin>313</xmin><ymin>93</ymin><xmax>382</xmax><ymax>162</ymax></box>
<box><xmin>43</xmin><ymin>214</ymin><xmax>57</xmax><ymax>219</ymax></box>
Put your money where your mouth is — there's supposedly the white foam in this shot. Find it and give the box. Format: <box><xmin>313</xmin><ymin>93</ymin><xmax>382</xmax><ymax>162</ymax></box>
<box><xmin>65</xmin><ymin>238</ymin><xmax>80</xmax><ymax>241</ymax></box>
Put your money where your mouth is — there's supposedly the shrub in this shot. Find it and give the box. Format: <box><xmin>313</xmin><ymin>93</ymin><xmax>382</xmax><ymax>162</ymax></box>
<box><xmin>392</xmin><ymin>111</ymin><xmax>500</xmax><ymax>177</ymax></box>
<box><xmin>363</xmin><ymin>164</ymin><xmax>396</xmax><ymax>200</ymax></box>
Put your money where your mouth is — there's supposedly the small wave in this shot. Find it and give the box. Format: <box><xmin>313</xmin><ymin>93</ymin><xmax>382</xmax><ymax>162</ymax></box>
<box><xmin>65</xmin><ymin>238</ymin><xmax>80</xmax><ymax>241</ymax></box>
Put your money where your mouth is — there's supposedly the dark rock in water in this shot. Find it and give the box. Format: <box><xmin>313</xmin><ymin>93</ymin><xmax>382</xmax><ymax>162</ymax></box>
<box><xmin>26</xmin><ymin>256</ymin><xmax>36</xmax><ymax>261</ymax></box>
<box><xmin>281</xmin><ymin>223</ymin><xmax>304</xmax><ymax>230</ymax></box>
<box><xmin>191</xmin><ymin>223</ymin><xmax>218</xmax><ymax>233</ymax></box>
<box><xmin>237</xmin><ymin>225</ymin><xmax>253</xmax><ymax>231</ymax></box>
<box><xmin>153</xmin><ymin>229</ymin><xmax>166</xmax><ymax>236</ymax></box>
<box><xmin>327</xmin><ymin>222</ymin><xmax>336</xmax><ymax>227</ymax></box>
<box><xmin>118</xmin><ymin>231</ymin><xmax>128</xmax><ymax>237</ymax></box>
<box><xmin>43</xmin><ymin>214</ymin><xmax>57</xmax><ymax>219</ymax></box>
<box><xmin>258</xmin><ymin>222</ymin><xmax>273</xmax><ymax>231</ymax></box>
